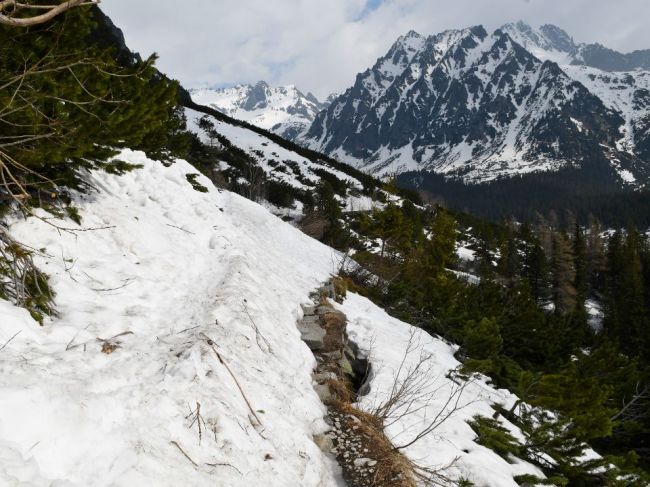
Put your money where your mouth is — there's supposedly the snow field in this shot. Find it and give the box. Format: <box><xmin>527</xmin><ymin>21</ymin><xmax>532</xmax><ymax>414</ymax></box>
<box><xmin>337</xmin><ymin>293</ymin><xmax>545</xmax><ymax>486</ymax></box>
<box><xmin>0</xmin><ymin>149</ymin><xmax>344</xmax><ymax>487</ymax></box>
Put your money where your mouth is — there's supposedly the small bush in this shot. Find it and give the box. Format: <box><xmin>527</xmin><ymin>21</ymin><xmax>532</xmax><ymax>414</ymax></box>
<box><xmin>186</xmin><ymin>173</ymin><xmax>209</xmax><ymax>193</ymax></box>
<box><xmin>0</xmin><ymin>233</ymin><xmax>55</xmax><ymax>324</ymax></box>
<box><xmin>468</xmin><ymin>415</ymin><xmax>522</xmax><ymax>461</ymax></box>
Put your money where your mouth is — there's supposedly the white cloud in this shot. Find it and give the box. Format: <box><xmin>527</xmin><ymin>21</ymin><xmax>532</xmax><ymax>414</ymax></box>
<box><xmin>101</xmin><ymin>0</ymin><xmax>650</xmax><ymax>99</ymax></box>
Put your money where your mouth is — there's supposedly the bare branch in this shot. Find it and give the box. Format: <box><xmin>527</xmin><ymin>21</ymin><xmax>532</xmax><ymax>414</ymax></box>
<box><xmin>0</xmin><ymin>0</ymin><xmax>99</xmax><ymax>27</ymax></box>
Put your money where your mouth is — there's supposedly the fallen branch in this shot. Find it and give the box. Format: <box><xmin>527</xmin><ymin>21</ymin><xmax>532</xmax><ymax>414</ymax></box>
<box><xmin>0</xmin><ymin>330</ymin><xmax>21</xmax><ymax>352</ymax></box>
<box><xmin>170</xmin><ymin>440</ymin><xmax>198</xmax><ymax>468</ymax></box>
<box><xmin>202</xmin><ymin>333</ymin><xmax>263</xmax><ymax>427</ymax></box>
<box><xmin>186</xmin><ymin>401</ymin><xmax>207</xmax><ymax>445</ymax></box>
<box><xmin>242</xmin><ymin>300</ymin><xmax>273</xmax><ymax>354</ymax></box>
<box><xmin>166</xmin><ymin>223</ymin><xmax>195</xmax><ymax>235</ymax></box>
<box><xmin>205</xmin><ymin>462</ymin><xmax>243</xmax><ymax>475</ymax></box>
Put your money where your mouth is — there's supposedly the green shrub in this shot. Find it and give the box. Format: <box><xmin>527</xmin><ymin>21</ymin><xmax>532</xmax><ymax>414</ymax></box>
<box><xmin>468</xmin><ymin>415</ymin><xmax>522</xmax><ymax>461</ymax></box>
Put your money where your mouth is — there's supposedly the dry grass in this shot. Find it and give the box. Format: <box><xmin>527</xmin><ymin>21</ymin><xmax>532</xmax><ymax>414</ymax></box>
<box><xmin>321</xmin><ymin>310</ymin><xmax>346</xmax><ymax>352</ymax></box>
<box><xmin>331</xmin><ymin>275</ymin><xmax>349</xmax><ymax>300</ymax></box>
<box><xmin>325</xmin><ymin>376</ymin><xmax>355</xmax><ymax>404</ymax></box>
<box><xmin>332</xmin><ymin>401</ymin><xmax>417</xmax><ymax>487</ymax></box>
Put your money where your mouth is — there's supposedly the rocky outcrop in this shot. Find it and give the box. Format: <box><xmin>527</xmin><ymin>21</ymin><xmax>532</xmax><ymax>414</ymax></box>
<box><xmin>299</xmin><ymin>281</ymin><xmax>412</xmax><ymax>487</ymax></box>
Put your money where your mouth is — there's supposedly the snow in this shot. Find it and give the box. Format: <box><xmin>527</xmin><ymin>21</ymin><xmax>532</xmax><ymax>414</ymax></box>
<box><xmin>585</xmin><ymin>299</ymin><xmax>604</xmax><ymax>332</ymax></box>
<box><xmin>190</xmin><ymin>83</ymin><xmax>322</xmax><ymax>140</ymax></box>
<box><xmin>456</xmin><ymin>246</ymin><xmax>476</xmax><ymax>262</ymax></box>
<box><xmin>0</xmin><ymin>149</ymin><xmax>346</xmax><ymax>487</ymax></box>
<box><xmin>0</xmin><ymin>147</ymin><xmax>573</xmax><ymax>486</ymax></box>
<box><xmin>336</xmin><ymin>293</ymin><xmax>545</xmax><ymax>486</ymax></box>
<box><xmin>186</xmin><ymin>108</ymin><xmax>365</xmax><ymax>192</ymax></box>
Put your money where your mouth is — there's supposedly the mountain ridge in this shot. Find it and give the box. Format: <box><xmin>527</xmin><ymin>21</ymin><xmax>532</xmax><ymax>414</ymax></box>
<box><xmin>190</xmin><ymin>81</ymin><xmax>331</xmax><ymax>142</ymax></box>
<box><xmin>300</xmin><ymin>22</ymin><xmax>650</xmax><ymax>189</ymax></box>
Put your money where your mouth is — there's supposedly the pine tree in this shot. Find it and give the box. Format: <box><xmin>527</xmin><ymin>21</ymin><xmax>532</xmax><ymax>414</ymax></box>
<box><xmin>551</xmin><ymin>232</ymin><xmax>577</xmax><ymax>314</ymax></box>
<box><xmin>0</xmin><ymin>6</ymin><xmax>186</xmax><ymax>200</ymax></box>
<box><xmin>586</xmin><ymin>215</ymin><xmax>607</xmax><ymax>293</ymax></box>
<box><xmin>463</xmin><ymin>317</ymin><xmax>503</xmax><ymax>360</ymax></box>
<box><xmin>573</xmin><ymin>222</ymin><xmax>587</xmax><ymax>307</ymax></box>
<box><xmin>604</xmin><ymin>229</ymin><xmax>647</xmax><ymax>357</ymax></box>
<box><xmin>360</xmin><ymin>203</ymin><xmax>412</xmax><ymax>260</ymax></box>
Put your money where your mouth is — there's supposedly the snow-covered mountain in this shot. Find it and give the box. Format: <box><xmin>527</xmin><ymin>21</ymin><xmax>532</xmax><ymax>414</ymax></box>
<box><xmin>501</xmin><ymin>21</ymin><xmax>650</xmax><ymax>72</ymax></box>
<box><xmin>190</xmin><ymin>81</ymin><xmax>328</xmax><ymax>141</ymax></box>
<box><xmin>302</xmin><ymin>23</ymin><xmax>650</xmax><ymax>187</ymax></box>
<box><xmin>502</xmin><ymin>22</ymin><xmax>650</xmax><ymax>174</ymax></box>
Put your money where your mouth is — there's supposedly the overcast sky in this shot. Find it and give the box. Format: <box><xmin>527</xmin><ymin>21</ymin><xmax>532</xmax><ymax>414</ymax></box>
<box><xmin>101</xmin><ymin>0</ymin><xmax>650</xmax><ymax>99</ymax></box>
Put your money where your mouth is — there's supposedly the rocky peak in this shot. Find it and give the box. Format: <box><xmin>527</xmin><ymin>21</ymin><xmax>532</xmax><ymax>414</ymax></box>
<box><xmin>539</xmin><ymin>24</ymin><xmax>576</xmax><ymax>53</ymax></box>
<box><xmin>242</xmin><ymin>80</ymin><xmax>271</xmax><ymax>111</ymax></box>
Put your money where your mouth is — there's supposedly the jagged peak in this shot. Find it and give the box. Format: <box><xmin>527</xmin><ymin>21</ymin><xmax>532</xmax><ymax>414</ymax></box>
<box><xmin>539</xmin><ymin>24</ymin><xmax>575</xmax><ymax>52</ymax></box>
<box><xmin>500</xmin><ymin>21</ymin><xmax>576</xmax><ymax>54</ymax></box>
<box><xmin>402</xmin><ymin>29</ymin><xmax>424</xmax><ymax>40</ymax></box>
<box><xmin>390</xmin><ymin>29</ymin><xmax>426</xmax><ymax>53</ymax></box>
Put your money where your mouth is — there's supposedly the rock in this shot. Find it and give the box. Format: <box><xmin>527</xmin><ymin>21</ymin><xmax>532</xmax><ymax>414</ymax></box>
<box><xmin>353</xmin><ymin>458</ymin><xmax>378</xmax><ymax>468</ymax></box>
<box><xmin>300</xmin><ymin>315</ymin><xmax>321</xmax><ymax>327</ymax></box>
<box><xmin>298</xmin><ymin>318</ymin><xmax>326</xmax><ymax>350</ymax></box>
<box><xmin>313</xmin><ymin>433</ymin><xmax>334</xmax><ymax>453</ymax></box>
<box><xmin>313</xmin><ymin>371</ymin><xmax>337</xmax><ymax>383</ymax></box>
<box><xmin>301</xmin><ymin>303</ymin><xmax>316</xmax><ymax>315</ymax></box>
<box><xmin>322</xmin><ymin>350</ymin><xmax>343</xmax><ymax>361</ymax></box>
<box><xmin>314</xmin><ymin>384</ymin><xmax>333</xmax><ymax>402</ymax></box>
<box><xmin>338</xmin><ymin>355</ymin><xmax>354</xmax><ymax>376</ymax></box>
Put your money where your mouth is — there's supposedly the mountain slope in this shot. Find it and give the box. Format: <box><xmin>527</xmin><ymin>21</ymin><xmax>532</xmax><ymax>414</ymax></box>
<box><xmin>191</xmin><ymin>82</ymin><xmax>327</xmax><ymax>141</ymax></box>
<box><xmin>503</xmin><ymin>22</ymin><xmax>650</xmax><ymax>172</ymax></box>
<box><xmin>0</xmin><ymin>150</ymin><xmax>550</xmax><ymax>486</ymax></box>
<box><xmin>302</xmin><ymin>23</ymin><xmax>650</xmax><ymax>188</ymax></box>
<box><xmin>0</xmin><ymin>151</ymin><xmax>344</xmax><ymax>486</ymax></box>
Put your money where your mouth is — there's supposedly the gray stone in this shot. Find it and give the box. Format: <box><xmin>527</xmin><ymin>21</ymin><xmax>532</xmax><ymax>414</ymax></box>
<box><xmin>314</xmin><ymin>384</ymin><xmax>333</xmax><ymax>402</ymax></box>
<box><xmin>313</xmin><ymin>433</ymin><xmax>334</xmax><ymax>453</ymax></box>
<box><xmin>298</xmin><ymin>319</ymin><xmax>326</xmax><ymax>350</ymax></box>
<box><xmin>313</xmin><ymin>371</ymin><xmax>337</xmax><ymax>383</ymax></box>
<box><xmin>322</xmin><ymin>350</ymin><xmax>343</xmax><ymax>361</ymax></box>
<box><xmin>301</xmin><ymin>304</ymin><xmax>316</xmax><ymax>315</ymax></box>
<box><xmin>300</xmin><ymin>315</ymin><xmax>321</xmax><ymax>327</ymax></box>
<box><xmin>338</xmin><ymin>356</ymin><xmax>354</xmax><ymax>376</ymax></box>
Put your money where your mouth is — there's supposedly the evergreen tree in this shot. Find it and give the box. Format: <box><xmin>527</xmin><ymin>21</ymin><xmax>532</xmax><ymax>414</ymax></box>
<box><xmin>463</xmin><ymin>317</ymin><xmax>503</xmax><ymax>360</ymax></box>
<box><xmin>604</xmin><ymin>229</ymin><xmax>647</xmax><ymax>357</ymax></box>
<box><xmin>573</xmin><ymin>222</ymin><xmax>588</xmax><ymax>307</ymax></box>
<box><xmin>360</xmin><ymin>203</ymin><xmax>412</xmax><ymax>260</ymax></box>
<box><xmin>0</xmin><ymin>6</ymin><xmax>186</xmax><ymax>200</ymax></box>
<box><xmin>551</xmin><ymin>232</ymin><xmax>577</xmax><ymax>314</ymax></box>
<box><xmin>586</xmin><ymin>215</ymin><xmax>607</xmax><ymax>293</ymax></box>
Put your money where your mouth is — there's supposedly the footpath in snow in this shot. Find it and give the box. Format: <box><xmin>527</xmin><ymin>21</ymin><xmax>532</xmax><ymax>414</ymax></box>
<box><xmin>1</xmin><ymin>149</ymin><xmax>543</xmax><ymax>486</ymax></box>
<box><xmin>0</xmin><ymin>150</ymin><xmax>344</xmax><ymax>486</ymax></box>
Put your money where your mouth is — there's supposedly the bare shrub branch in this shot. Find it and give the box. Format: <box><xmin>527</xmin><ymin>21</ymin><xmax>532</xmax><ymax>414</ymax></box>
<box><xmin>0</xmin><ymin>0</ymin><xmax>99</xmax><ymax>27</ymax></box>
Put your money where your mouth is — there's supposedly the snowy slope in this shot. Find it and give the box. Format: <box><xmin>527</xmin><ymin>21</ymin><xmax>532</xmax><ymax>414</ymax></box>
<box><xmin>187</xmin><ymin>108</ymin><xmax>366</xmax><ymax>193</ymax></box>
<box><xmin>0</xmin><ymin>150</ymin><xmax>345</xmax><ymax>487</ymax></box>
<box><xmin>191</xmin><ymin>81</ymin><xmax>326</xmax><ymax>141</ymax></box>
<box><xmin>0</xmin><ymin>149</ymin><xmax>559</xmax><ymax>486</ymax></box>
<box><xmin>501</xmin><ymin>22</ymin><xmax>650</xmax><ymax>179</ymax></box>
<box><xmin>337</xmin><ymin>293</ymin><xmax>545</xmax><ymax>486</ymax></box>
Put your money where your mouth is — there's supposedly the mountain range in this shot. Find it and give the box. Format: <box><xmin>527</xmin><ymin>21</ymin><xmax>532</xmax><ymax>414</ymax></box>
<box><xmin>190</xmin><ymin>82</ymin><xmax>334</xmax><ymax>142</ymax></box>
<box><xmin>303</xmin><ymin>22</ymin><xmax>650</xmax><ymax>189</ymax></box>
<box><xmin>192</xmin><ymin>22</ymin><xmax>650</xmax><ymax>195</ymax></box>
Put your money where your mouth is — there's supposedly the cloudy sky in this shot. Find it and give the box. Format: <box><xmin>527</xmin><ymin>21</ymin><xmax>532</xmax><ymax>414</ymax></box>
<box><xmin>102</xmin><ymin>0</ymin><xmax>650</xmax><ymax>99</ymax></box>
